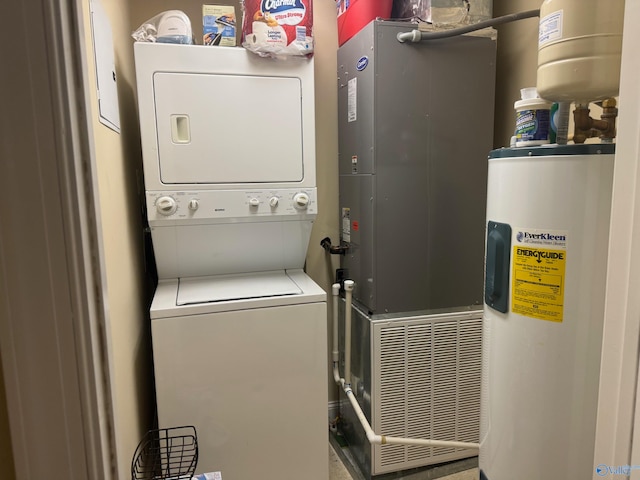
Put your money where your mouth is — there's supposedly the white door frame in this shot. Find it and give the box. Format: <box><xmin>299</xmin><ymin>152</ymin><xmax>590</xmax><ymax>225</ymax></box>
<box><xmin>594</xmin><ymin>1</ymin><xmax>640</xmax><ymax>477</ymax></box>
<box><xmin>0</xmin><ymin>0</ymin><xmax>115</xmax><ymax>478</ymax></box>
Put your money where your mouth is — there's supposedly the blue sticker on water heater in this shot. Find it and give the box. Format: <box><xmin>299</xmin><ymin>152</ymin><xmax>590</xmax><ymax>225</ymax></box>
<box><xmin>356</xmin><ymin>56</ymin><xmax>369</xmax><ymax>71</ymax></box>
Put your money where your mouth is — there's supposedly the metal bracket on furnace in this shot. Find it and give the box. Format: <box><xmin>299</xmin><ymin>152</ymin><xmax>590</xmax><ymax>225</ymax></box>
<box><xmin>320</xmin><ymin>237</ymin><xmax>349</xmax><ymax>255</ymax></box>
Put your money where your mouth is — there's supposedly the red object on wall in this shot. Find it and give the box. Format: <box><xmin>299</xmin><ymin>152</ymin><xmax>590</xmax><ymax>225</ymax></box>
<box><xmin>336</xmin><ymin>0</ymin><xmax>393</xmax><ymax>46</ymax></box>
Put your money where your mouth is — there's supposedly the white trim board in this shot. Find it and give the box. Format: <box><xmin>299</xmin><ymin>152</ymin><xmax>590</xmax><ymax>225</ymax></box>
<box><xmin>595</xmin><ymin>2</ymin><xmax>640</xmax><ymax>478</ymax></box>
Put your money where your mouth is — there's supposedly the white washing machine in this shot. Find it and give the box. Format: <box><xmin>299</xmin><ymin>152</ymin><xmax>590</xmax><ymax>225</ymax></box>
<box><xmin>150</xmin><ymin>270</ymin><xmax>327</xmax><ymax>478</ymax></box>
<box><xmin>134</xmin><ymin>43</ymin><xmax>328</xmax><ymax>479</ymax></box>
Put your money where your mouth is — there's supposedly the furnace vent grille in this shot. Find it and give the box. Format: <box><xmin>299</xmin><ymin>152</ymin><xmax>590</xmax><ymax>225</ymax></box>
<box><xmin>372</xmin><ymin>313</ymin><xmax>482</xmax><ymax>474</ymax></box>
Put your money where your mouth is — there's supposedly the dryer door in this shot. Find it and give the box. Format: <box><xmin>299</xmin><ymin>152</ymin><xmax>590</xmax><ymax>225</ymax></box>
<box><xmin>153</xmin><ymin>72</ymin><xmax>304</xmax><ymax>184</ymax></box>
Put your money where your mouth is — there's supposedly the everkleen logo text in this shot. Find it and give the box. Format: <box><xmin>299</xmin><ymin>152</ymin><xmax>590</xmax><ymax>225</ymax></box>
<box><xmin>524</xmin><ymin>231</ymin><xmax>565</xmax><ymax>241</ymax></box>
<box><xmin>517</xmin><ymin>231</ymin><xmax>566</xmax><ymax>242</ymax></box>
<box><xmin>516</xmin><ymin>248</ymin><xmax>565</xmax><ymax>261</ymax></box>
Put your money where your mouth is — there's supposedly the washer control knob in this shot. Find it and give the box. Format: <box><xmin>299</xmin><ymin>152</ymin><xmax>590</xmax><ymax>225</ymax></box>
<box><xmin>249</xmin><ymin>198</ymin><xmax>260</xmax><ymax>207</ymax></box>
<box><xmin>188</xmin><ymin>199</ymin><xmax>199</xmax><ymax>211</ymax></box>
<box><xmin>293</xmin><ymin>192</ymin><xmax>310</xmax><ymax>210</ymax></box>
<box><xmin>156</xmin><ymin>196</ymin><xmax>177</xmax><ymax>216</ymax></box>
<box><xmin>269</xmin><ymin>196</ymin><xmax>279</xmax><ymax>208</ymax></box>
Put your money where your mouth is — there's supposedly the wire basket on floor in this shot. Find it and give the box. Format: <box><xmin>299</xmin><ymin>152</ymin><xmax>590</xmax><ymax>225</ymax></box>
<box><xmin>131</xmin><ymin>426</ymin><xmax>198</xmax><ymax>480</ymax></box>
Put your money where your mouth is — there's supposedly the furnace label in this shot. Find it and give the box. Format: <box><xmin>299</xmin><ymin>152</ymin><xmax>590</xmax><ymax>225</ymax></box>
<box><xmin>348</xmin><ymin>78</ymin><xmax>357</xmax><ymax>122</ymax></box>
<box><xmin>512</xmin><ymin>228</ymin><xmax>567</xmax><ymax>322</ymax></box>
<box><xmin>342</xmin><ymin>208</ymin><xmax>351</xmax><ymax>243</ymax></box>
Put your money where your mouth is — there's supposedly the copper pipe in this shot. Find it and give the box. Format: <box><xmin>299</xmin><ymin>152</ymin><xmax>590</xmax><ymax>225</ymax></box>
<box><xmin>600</xmin><ymin>98</ymin><xmax>619</xmax><ymax>142</ymax></box>
<box><xmin>573</xmin><ymin>99</ymin><xmax>618</xmax><ymax>144</ymax></box>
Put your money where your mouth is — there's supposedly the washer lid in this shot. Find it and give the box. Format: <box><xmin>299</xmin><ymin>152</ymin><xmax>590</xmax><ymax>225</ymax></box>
<box><xmin>176</xmin><ymin>270</ymin><xmax>302</xmax><ymax>305</ymax></box>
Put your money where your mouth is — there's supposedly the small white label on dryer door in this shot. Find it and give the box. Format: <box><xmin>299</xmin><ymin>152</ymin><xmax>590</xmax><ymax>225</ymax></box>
<box><xmin>348</xmin><ymin>78</ymin><xmax>357</xmax><ymax>122</ymax></box>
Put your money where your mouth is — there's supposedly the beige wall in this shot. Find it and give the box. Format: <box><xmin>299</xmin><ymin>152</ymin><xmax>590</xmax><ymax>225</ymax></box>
<box><xmin>493</xmin><ymin>0</ymin><xmax>541</xmax><ymax>148</ymax></box>
<box><xmin>80</xmin><ymin>0</ymin><xmax>154</xmax><ymax>478</ymax></box>
<box><xmin>304</xmin><ymin>2</ymin><xmax>342</xmax><ymax>401</ymax></box>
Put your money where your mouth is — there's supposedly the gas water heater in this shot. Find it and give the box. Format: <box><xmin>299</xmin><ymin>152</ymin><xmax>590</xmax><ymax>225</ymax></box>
<box><xmin>479</xmin><ymin>1</ymin><xmax>624</xmax><ymax>479</ymax></box>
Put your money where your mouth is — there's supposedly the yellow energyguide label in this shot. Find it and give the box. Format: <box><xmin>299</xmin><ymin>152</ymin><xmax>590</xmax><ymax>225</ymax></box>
<box><xmin>511</xmin><ymin>246</ymin><xmax>566</xmax><ymax>322</ymax></box>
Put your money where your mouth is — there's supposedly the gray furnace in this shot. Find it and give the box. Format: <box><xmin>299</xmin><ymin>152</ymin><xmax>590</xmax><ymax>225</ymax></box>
<box><xmin>339</xmin><ymin>20</ymin><xmax>496</xmax><ymax>315</ymax></box>
<box><xmin>336</xmin><ymin>20</ymin><xmax>496</xmax><ymax>478</ymax></box>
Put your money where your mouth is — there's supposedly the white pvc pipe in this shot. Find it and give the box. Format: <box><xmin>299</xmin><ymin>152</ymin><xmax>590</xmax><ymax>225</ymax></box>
<box><xmin>333</xmin><ymin>278</ymin><xmax>479</xmax><ymax>452</ymax></box>
<box><xmin>383</xmin><ymin>435</ymin><xmax>479</xmax><ymax>450</ymax></box>
<box><xmin>344</xmin><ymin>386</ymin><xmax>381</xmax><ymax>444</ymax></box>
<box><xmin>332</xmin><ymin>283</ymin><xmax>340</xmax><ymax>364</ymax></box>
<box><xmin>343</xmin><ymin>280</ymin><xmax>354</xmax><ymax>386</ymax></box>
<box><xmin>332</xmin><ymin>283</ymin><xmax>343</xmax><ymax>386</ymax></box>
<box><xmin>333</xmin><ymin>363</ymin><xmax>343</xmax><ymax>386</ymax></box>
<box><xmin>343</xmin><ymin>383</ymin><xmax>478</xmax><ymax>450</ymax></box>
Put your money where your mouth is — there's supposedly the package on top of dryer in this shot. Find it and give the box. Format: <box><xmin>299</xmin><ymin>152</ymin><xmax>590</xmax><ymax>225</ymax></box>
<box><xmin>132</xmin><ymin>10</ymin><xmax>193</xmax><ymax>44</ymax></box>
<box><xmin>203</xmin><ymin>5</ymin><xmax>236</xmax><ymax>46</ymax></box>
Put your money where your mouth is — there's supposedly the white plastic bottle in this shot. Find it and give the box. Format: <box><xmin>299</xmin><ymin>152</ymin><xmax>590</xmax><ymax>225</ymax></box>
<box><xmin>514</xmin><ymin>87</ymin><xmax>551</xmax><ymax>147</ymax></box>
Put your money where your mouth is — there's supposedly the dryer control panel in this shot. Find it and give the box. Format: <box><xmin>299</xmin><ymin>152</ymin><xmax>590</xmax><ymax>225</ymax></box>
<box><xmin>147</xmin><ymin>188</ymin><xmax>317</xmax><ymax>226</ymax></box>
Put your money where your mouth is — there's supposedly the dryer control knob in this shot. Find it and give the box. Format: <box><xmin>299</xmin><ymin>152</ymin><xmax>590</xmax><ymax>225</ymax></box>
<box><xmin>249</xmin><ymin>198</ymin><xmax>260</xmax><ymax>207</ymax></box>
<box><xmin>156</xmin><ymin>196</ymin><xmax>177</xmax><ymax>216</ymax></box>
<box><xmin>188</xmin><ymin>199</ymin><xmax>199</xmax><ymax>211</ymax></box>
<box><xmin>293</xmin><ymin>192</ymin><xmax>310</xmax><ymax>210</ymax></box>
<box><xmin>269</xmin><ymin>196</ymin><xmax>279</xmax><ymax>208</ymax></box>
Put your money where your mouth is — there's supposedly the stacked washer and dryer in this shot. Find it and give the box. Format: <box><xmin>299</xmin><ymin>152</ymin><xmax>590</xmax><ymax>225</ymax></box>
<box><xmin>134</xmin><ymin>43</ymin><xmax>328</xmax><ymax>479</ymax></box>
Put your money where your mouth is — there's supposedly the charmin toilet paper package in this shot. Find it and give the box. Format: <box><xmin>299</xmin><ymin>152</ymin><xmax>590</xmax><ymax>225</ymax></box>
<box><xmin>241</xmin><ymin>0</ymin><xmax>314</xmax><ymax>58</ymax></box>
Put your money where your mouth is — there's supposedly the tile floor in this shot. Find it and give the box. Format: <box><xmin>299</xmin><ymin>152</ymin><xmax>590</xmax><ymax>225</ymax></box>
<box><xmin>329</xmin><ymin>444</ymin><xmax>479</xmax><ymax>480</ymax></box>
